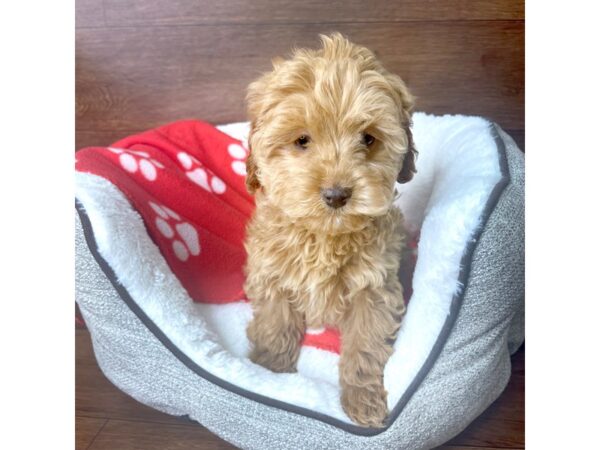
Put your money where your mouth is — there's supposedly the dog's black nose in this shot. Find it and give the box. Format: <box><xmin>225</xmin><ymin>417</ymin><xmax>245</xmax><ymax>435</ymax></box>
<box><xmin>321</xmin><ymin>186</ymin><xmax>352</xmax><ymax>209</ymax></box>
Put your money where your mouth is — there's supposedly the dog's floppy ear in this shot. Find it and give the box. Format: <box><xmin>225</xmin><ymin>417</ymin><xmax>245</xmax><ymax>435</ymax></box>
<box><xmin>397</xmin><ymin>123</ymin><xmax>417</xmax><ymax>183</ymax></box>
<box><xmin>246</xmin><ymin>122</ymin><xmax>260</xmax><ymax>195</ymax></box>
<box><xmin>245</xmin><ymin>73</ymin><xmax>272</xmax><ymax>196</ymax></box>
<box><xmin>245</xmin><ymin>150</ymin><xmax>261</xmax><ymax>195</ymax></box>
<box><xmin>384</xmin><ymin>72</ymin><xmax>418</xmax><ymax>183</ymax></box>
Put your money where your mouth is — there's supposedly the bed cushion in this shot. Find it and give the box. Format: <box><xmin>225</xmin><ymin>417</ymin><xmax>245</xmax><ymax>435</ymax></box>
<box><xmin>75</xmin><ymin>112</ymin><xmax>524</xmax><ymax>449</ymax></box>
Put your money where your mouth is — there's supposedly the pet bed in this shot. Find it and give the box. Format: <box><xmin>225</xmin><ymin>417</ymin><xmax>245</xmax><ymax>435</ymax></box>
<box><xmin>75</xmin><ymin>112</ymin><xmax>524</xmax><ymax>450</ymax></box>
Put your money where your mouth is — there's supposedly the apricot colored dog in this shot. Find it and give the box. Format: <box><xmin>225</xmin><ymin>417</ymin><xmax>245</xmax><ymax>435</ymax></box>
<box><xmin>243</xmin><ymin>33</ymin><xmax>416</xmax><ymax>427</ymax></box>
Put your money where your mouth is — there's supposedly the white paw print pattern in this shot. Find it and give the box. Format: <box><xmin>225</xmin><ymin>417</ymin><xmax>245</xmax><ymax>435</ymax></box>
<box><xmin>305</xmin><ymin>327</ymin><xmax>326</xmax><ymax>335</ymax></box>
<box><xmin>149</xmin><ymin>201</ymin><xmax>201</xmax><ymax>262</ymax></box>
<box><xmin>177</xmin><ymin>152</ymin><xmax>226</xmax><ymax>194</ymax></box>
<box><xmin>228</xmin><ymin>143</ymin><xmax>248</xmax><ymax>176</ymax></box>
<box><xmin>108</xmin><ymin>148</ymin><xmax>165</xmax><ymax>181</ymax></box>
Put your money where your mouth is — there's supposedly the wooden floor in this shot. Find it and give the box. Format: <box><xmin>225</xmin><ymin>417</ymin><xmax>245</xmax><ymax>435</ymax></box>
<box><xmin>76</xmin><ymin>0</ymin><xmax>524</xmax><ymax>151</ymax></box>
<box><xmin>76</xmin><ymin>328</ymin><xmax>524</xmax><ymax>450</ymax></box>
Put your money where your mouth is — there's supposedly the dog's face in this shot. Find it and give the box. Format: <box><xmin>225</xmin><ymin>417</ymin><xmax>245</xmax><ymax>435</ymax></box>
<box><xmin>246</xmin><ymin>33</ymin><xmax>416</xmax><ymax>233</ymax></box>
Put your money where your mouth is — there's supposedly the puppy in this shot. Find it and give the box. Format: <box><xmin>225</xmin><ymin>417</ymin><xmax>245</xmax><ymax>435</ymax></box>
<box><xmin>243</xmin><ymin>33</ymin><xmax>416</xmax><ymax>427</ymax></box>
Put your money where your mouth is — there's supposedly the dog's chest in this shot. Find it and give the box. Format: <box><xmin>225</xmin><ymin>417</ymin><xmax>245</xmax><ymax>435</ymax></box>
<box><xmin>245</xmin><ymin>206</ymin><xmax>403</xmax><ymax>326</ymax></box>
<box><xmin>292</xmin><ymin>236</ymin><xmax>364</xmax><ymax>323</ymax></box>
<box><xmin>264</xmin><ymin>226</ymin><xmax>387</xmax><ymax>324</ymax></box>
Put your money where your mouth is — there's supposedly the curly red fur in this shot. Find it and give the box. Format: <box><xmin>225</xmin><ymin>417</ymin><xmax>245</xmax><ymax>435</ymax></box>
<box><xmin>244</xmin><ymin>33</ymin><xmax>415</xmax><ymax>427</ymax></box>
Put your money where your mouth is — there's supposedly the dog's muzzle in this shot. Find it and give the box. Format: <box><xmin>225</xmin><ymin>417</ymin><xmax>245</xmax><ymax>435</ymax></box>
<box><xmin>321</xmin><ymin>186</ymin><xmax>352</xmax><ymax>209</ymax></box>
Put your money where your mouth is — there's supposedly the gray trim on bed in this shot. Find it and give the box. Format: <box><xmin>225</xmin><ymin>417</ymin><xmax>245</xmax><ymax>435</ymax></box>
<box><xmin>76</xmin><ymin>124</ymin><xmax>524</xmax><ymax>449</ymax></box>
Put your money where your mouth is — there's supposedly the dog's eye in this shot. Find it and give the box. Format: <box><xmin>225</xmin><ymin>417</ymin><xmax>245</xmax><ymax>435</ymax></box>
<box><xmin>362</xmin><ymin>133</ymin><xmax>375</xmax><ymax>147</ymax></box>
<box><xmin>295</xmin><ymin>135</ymin><xmax>311</xmax><ymax>149</ymax></box>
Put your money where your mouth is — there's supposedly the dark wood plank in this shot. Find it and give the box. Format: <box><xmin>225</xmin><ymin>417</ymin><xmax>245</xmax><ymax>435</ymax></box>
<box><xmin>76</xmin><ymin>329</ymin><xmax>187</xmax><ymax>425</ymax></box>
<box><xmin>88</xmin><ymin>419</ymin><xmax>235</xmax><ymax>450</ymax></box>
<box><xmin>100</xmin><ymin>0</ymin><xmax>524</xmax><ymax>27</ymax></box>
<box><xmin>76</xmin><ymin>22</ymin><xmax>523</xmax><ymax>132</ymax></box>
<box><xmin>445</xmin><ymin>346</ymin><xmax>525</xmax><ymax>448</ymax></box>
<box><xmin>76</xmin><ymin>416</ymin><xmax>107</xmax><ymax>450</ymax></box>
<box><xmin>505</xmin><ymin>129</ymin><xmax>524</xmax><ymax>151</ymax></box>
<box><xmin>76</xmin><ymin>130</ymin><xmax>145</xmax><ymax>151</ymax></box>
<box><xmin>76</xmin><ymin>0</ymin><xmax>105</xmax><ymax>28</ymax></box>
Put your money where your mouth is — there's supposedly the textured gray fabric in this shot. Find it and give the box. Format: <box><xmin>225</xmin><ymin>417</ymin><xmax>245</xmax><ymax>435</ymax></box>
<box><xmin>75</xmin><ymin>126</ymin><xmax>524</xmax><ymax>450</ymax></box>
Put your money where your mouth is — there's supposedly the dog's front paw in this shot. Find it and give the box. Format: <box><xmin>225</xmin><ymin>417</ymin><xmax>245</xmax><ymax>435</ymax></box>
<box><xmin>341</xmin><ymin>384</ymin><xmax>389</xmax><ymax>427</ymax></box>
<box><xmin>249</xmin><ymin>346</ymin><xmax>298</xmax><ymax>373</ymax></box>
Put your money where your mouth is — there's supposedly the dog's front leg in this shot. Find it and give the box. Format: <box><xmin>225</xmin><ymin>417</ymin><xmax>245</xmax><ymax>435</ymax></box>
<box><xmin>339</xmin><ymin>288</ymin><xmax>403</xmax><ymax>427</ymax></box>
<box><xmin>246</xmin><ymin>290</ymin><xmax>304</xmax><ymax>373</ymax></box>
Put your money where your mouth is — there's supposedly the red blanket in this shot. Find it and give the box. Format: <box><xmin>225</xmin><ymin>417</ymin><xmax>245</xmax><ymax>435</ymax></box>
<box><xmin>76</xmin><ymin>120</ymin><xmax>416</xmax><ymax>355</ymax></box>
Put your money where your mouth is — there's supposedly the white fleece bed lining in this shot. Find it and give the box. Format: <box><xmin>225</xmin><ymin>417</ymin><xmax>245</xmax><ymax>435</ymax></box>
<box><xmin>75</xmin><ymin>113</ymin><xmax>502</xmax><ymax>426</ymax></box>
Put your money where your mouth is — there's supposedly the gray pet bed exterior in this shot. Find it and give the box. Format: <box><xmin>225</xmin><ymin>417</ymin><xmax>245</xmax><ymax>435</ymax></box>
<box><xmin>75</xmin><ymin>123</ymin><xmax>524</xmax><ymax>450</ymax></box>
